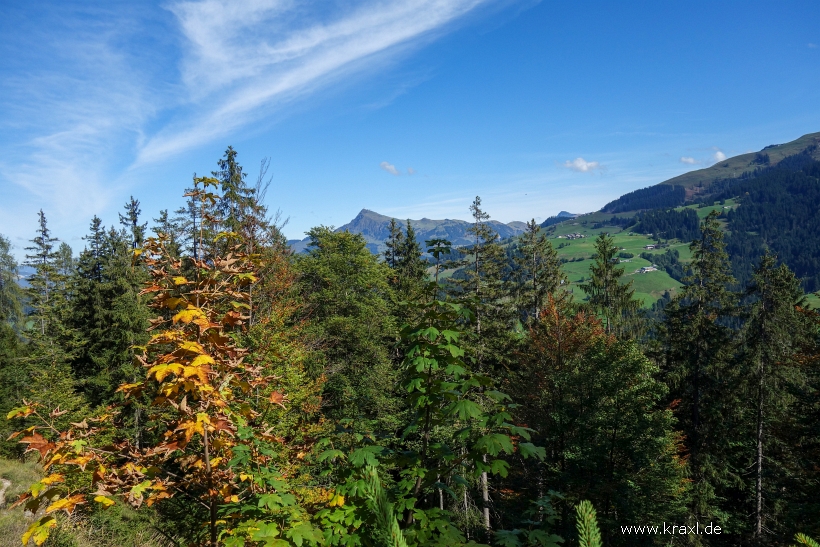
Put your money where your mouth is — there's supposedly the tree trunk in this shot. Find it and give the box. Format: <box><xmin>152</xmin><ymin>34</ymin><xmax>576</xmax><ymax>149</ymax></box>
<box><xmin>755</xmin><ymin>360</ymin><xmax>764</xmax><ymax>540</ymax></box>
<box><xmin>481</xmin><ymin>456</ymin><xmax>490</xmax><ymax>532</ymax></box>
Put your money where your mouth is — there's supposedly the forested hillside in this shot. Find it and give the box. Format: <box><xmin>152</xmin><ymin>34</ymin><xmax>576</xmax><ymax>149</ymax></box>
<box><xmin>0</xmin><ymin>148</ymin><xmax>819</xmax><ymax>547</ymax></box>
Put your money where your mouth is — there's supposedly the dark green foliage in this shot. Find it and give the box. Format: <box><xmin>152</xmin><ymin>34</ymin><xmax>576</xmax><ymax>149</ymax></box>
<box><xmin>119</xmin><ymin>196</ymin><xmax>147</xmax><ymax>249</ymax></box>
<box><xmin>580</xmin><ymin>232</ymin><xmax>640</xmax><ymax>337</ymax></box>
<box><xmin>68</xmin><ymin>217</ymin><xmax>150</xmax><ymax>405</ymax></box>
<box><xmin>601</xmin><ymin>184</ymin><xmax>685</xmax><ymax>213</ymax></box>
<box><xmin>633</xmin><ymin>208</ymin><xmax>700</xmax><ymax>241</ymax></box>
<box><xmin>640</xmin><ymin>248</ymin><xmax>686</xmax><ymax>282</ymax></box>
<box><xmin>295</xmin><ymin>227</ymin><xmax>401</xmax><ymax>432</ymax></box>
<box><xmin>720</xmin><ymin>157</ymin><xmax>820</xmax><ymax>291</ymax></box>
<box><xmin>739</xmin><ymin>254</ymin><xmax>815</xmax><ymax>542</ymax></box>
<box><xmin>0</xmin><ymin>234</ymin><xmax>24</xmax><ymax>326</ymax></box>
<box><xmin>660</xmin><ymin>211</ymin><xmax>740</xmax><ymax>528</ymax></box>
<box><xmin>511</xmin><ymin>219</ymin><xmax>565</xmax><ymax>322</ymax></box>
<box><xmin>514</xmin><ymin>299</ymin><xmax>687</xmax><ymax>545</ymax></box>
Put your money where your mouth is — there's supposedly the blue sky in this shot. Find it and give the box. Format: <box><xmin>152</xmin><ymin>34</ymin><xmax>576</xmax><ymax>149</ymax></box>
<box><xmin>1</xmin><ymin>0</ymin><xmax>819</xmax><ymax>256</ymax></box>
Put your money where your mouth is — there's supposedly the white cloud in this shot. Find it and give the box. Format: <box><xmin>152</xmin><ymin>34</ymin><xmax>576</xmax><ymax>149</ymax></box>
<box><xmin>380</xmin><ymin>161</ymin><xmax>400</xmax><ymax>175</ymax></box>
<box><xmin>407</xmin><ymin>167</ymin><xmax>416</xmax><ymax>175</ymax></box>
<box><xmin>137</xmin><ymin>0</ymin><xmax>491</xmax><ymax>163</ymax></box>
<box><xmin>809</xmin><ymin>43</ymin><xmax>818</xmax><ymax>48</ymax></box>
<box><xmin>563</xmin><ymin>157</ymin><xmax>603</xmax><ymax>173</ymax></box>
<box><xmin>680</xmin><ymin>156</ymin><xmax>697</xmax><ymax>165</ymax></box>
<box><xmin>713</xmin><ymin>149</ymin><xmax>727</xmax><ymax>162</ymax></box>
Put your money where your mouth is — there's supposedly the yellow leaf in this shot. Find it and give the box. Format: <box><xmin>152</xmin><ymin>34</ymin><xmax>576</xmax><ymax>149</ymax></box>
<box><xmin>173</xmin><ymin>276</ymin><xmax>188</xmax><ymax>285</ymax></box>
<box><xmin>45</xmin><ymin>494</ymin><xmax>86</xmax><ymax>515</ymax></box>
<box><xmin>178</xmin><ymin>341</ymin><xmax>205</xmax><ymax>354</ymax></box>
<box><xmin>40</xmin><ymin>474</ymin><xmax>64</xmax><ymax>486</ymax></box>
<box><xmin>329</xmin><ymin>494</ymin><xmax>345</xmax><ymax>507</ymax></box>
<box><xmin>148</xmin><ymin>363</ymin><xmax>184</xmax><ymax>383</ymax></box>
<box><xmin>94</xmin><ymin>495</ymin><xmax>115</xmax><ymax>507</ymax></box>
<box><xmin>22</xmin><ymin>516</ymin><xmax>56</xmax><ymax>546</ymax></box>
<box><xmin>183</xmin><ymin>366</ymin><xmax>209</xmax><ymax>384</ymax></box>
<box><xmin>190</xmin><ymin>354</ymin><xmax>215</xmax><ymax>367</ymax></box>
<box><xmin>164</xmin><ymin>297</ymin><xmax>186</xmax><ymax>310</ymax></box>
<box><xmin>173</xmin><ymin>306</ymin><xmax>207</xmax><ymax>325</ymax></box>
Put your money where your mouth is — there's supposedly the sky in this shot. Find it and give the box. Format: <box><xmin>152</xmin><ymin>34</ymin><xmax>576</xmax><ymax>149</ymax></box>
<box><xmin>1</xmin><ymin>0</ymin><xmax>820</xmax><ymax>257</ymax></box>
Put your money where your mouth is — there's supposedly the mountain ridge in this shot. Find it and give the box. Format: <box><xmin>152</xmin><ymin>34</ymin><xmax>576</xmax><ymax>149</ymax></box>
<box><xmin>288</xmin><ymin>208</ymin><xmax>529</xmax><ymax>254</ymax></box>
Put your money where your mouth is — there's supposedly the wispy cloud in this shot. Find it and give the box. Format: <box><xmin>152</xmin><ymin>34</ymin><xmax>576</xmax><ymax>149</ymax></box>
<box><xmin>0</xmin><ymin>4</ymin><xmax>160</xmax><ymax>245</ymax></box>
<box><xmin>137</xmin><ymin>0</ymin><xmax>491</xmax><ymax>164</ymax></box>
<box><xmin>380</xmin><ymin>161</ymin><xmax>400</xmax><ymax>175</ymax></box>
<box><xmin>809</xmin><ymin>43</ymin><xmax>818</xmax><ymax>48</ymax></box>
<box><xmin>407</xmin><ymin>167</ymin><xmax>417</xmax><ymax>175</ymax></box>
<box><xmin>713</xmin><ymin>148</ymin><xmax>726</xmax><ymax>162</ymax></box>
<box><xmin>563</xmin><ymin>157</ymin><xmax>603</xmax><ymax>173</ymax></box>
<box><xmin>680</xmin><ymin>156</ymin><xmax>697</xmax><ymax>165</ymax></box>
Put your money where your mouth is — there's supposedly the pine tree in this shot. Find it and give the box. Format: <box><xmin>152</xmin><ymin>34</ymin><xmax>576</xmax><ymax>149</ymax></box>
<box><xmin>25</xmin><ymin>210</ymin><xmax>61</xmax><ymax>338</ymax></box>
<box><xmin>152</xmin><ymin>209</ymin><xmax>184</xmax><ymax>259</ymax></box>
<box><xmin>119</xmin><ymin>196</ymin><xmax>147</xmax><ymax>250</ymax></box>
<box><xmin>661</xmin><ymin>210</ymin><xmax>739</xmax><ymax>526</ymax></box>
<box><xmin>743</xmin><ymin>253</ymin><xmax>813</xmax><ymax>541</ymax></box>
<box><xmin>69</xmin><ymin>221</ymin><xmax>150</xmax><ymax>405</ymax></box>
<box><xmin>213</xmin><ymin>145</ymin><xmax>252</xmax><ymax>237</ymax></box>
<box><xmin>21</xmin><ymin>211</ymin><xmax>86</xmax><ymax>433</ymax></box>
<box><xmin>384</xmin><ymin>218</ymin><xmax>405</xmax><ymax>270</ymax></box>
<box><xmin>513</xmin><ymin>219</ymin><xmax>565</xmax><ymax>322</ymax></box>
<box><xmin>580</xmin><ymin>231</ymin><xmax>640</xmax><ymax>336</ymax></box>
<box><xmin>395</xmin><ymin>220</ymin><xmax>426</xmax><ymax>298</ymax></box>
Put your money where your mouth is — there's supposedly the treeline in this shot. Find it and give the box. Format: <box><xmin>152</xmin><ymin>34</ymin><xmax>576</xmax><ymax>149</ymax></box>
<box><xmin>633</xmin><ymin>208</ymin><xmax>700</xmax><ymax>242</ymax></box>
<box><xmin>0</xmin><ymin>148</ymin><xmax>819</xmax><ymax>547</ymax></box>
<box><xmin>717</xmin><ymin>156</ymin><xmax>820</xmax><ymax>292</ymax></box>
<box><xmin>600</xmin><ymin>184</ymin><xmax>686</xmax><ymax>213</ymax></box>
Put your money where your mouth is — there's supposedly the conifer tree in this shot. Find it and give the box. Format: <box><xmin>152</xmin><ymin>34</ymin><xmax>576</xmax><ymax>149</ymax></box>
<box><xmin>513</xmin><ymin>219</ymin><xmax>565</xmax><ymax>321</ymax></box>
<box><xmin>396</xmin><ymin>220</ymin><xmax>426</xmax><ymax>298</ymax></box>
<box><xmin>743</xmin><ymin>253</ymin><xmax>813</xmax><ymax>541</ymax></box>
<box><xmin>580</xmin><ymin>231</ymin><xmax>639</xmax><ymax>336</ymax></box>
<box><xmin>213</xmin><ymin>146</ymin><xmax>252</xmax><ymax>236</ymax></box>
<box><xmin>152</xmin><ymin>209</ymin><xmax>184</xmax><ymax>259</ymax></box>
<box><xmin>661</xmin><ymin>210</ymin><xmax>739</xmax><ymax>526</ymax></box>
<box><xmin>119</xmin><ymin>196</ymin><xmax>147</xmax><ymax>250</ymax></box>
<box><xmin>384</xmin><ymin>218</ymin><xmax>405</xmax><ymax>270</ymax></box>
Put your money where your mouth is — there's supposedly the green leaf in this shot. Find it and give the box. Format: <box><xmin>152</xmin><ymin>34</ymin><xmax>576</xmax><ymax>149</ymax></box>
<box><xmin>451</xmin><ymin>400</ymin><xmax>483</xmax><ymax>420</ymax></box>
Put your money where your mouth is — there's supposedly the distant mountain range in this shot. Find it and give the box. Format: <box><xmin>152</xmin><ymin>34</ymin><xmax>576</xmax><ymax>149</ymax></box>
<box><xmin>288</xmin><ymin>209</ymin><xmax>529</xmax><ymax>254</ymax></box>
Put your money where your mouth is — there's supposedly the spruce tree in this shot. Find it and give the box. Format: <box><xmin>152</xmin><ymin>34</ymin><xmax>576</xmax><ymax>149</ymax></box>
<box><xmin>743</xmin><ymin>253</ymin><xmax>813</xmax><ymax>541</ymax></box>
<box><xmin>661</xmin><ymin>210</ymin><xmax>739</xmax><ymax>527</ymax></box>
<box><xmin>384</xmin><ymin>218</ymin><xmax>405</xmax><ymax>270</ymax></box>
<box><xmin>396</xmin><ymin>220</ymin><xmax>426</xmax><ymax>297</ymax></box>
<box><xmin>119</xmin><ymin>196</ymin><xmax>147</xmax><ymax>250</ymax></box>
<box><xmin>580</xmin><ymin>231</ymin><xmax>639</xmax><ymax>336</ymax></box>
<box><xmin>514</xmin><ymin>219</ymin><xmax>565</xmax><ymax>321</ymax></box>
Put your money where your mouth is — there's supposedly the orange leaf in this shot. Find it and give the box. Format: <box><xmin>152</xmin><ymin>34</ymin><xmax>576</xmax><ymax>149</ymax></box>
<box><xmin>20</xmin><ymin>432</ymin><xmax>55</xmax><ymax>458</ymax></box>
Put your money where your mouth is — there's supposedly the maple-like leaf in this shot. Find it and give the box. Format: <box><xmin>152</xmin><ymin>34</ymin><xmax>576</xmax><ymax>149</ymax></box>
<box><xmin>20</xmin><ymin>432</ymin><xmax>54</xmax><ymax>458</ymax></box>
<box><xmin>45</xmin><ymin>494</ymin><xmax>86</xmax><ymax>515</ymax></box>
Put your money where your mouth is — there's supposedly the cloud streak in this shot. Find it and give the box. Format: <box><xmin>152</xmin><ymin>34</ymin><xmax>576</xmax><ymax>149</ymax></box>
<box><xmin>137</xmin><ymin>0</ymin><xmax>491</xmax><ymax>164</ymax></box>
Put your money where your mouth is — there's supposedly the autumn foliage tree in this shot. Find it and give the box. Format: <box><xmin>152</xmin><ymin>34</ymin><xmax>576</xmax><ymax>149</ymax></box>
<box><xmin>9</xmin><ymin>179</ymin><xmax>317</xmax><ymax>547</ymax></box>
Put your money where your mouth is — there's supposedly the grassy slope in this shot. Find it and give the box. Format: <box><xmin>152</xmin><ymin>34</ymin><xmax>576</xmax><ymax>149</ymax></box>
<box><xmin>549</xmin><ymin>218</ymin><xmax>685</xmax><ymax>306</ymax></box>
<box><xmin>547</xmin><ymin>197</ymin><xmax>820</xmax><ymax>309</ymax></box>
<box><xmin>660</xmin><ymin>132</ymin><xmax>820</xmax><ymax>190</ymax></box>
<box><xmin>0</xmin><ymin>458</ymin><xmax>168</xmax><ymax>547</ymax></box>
